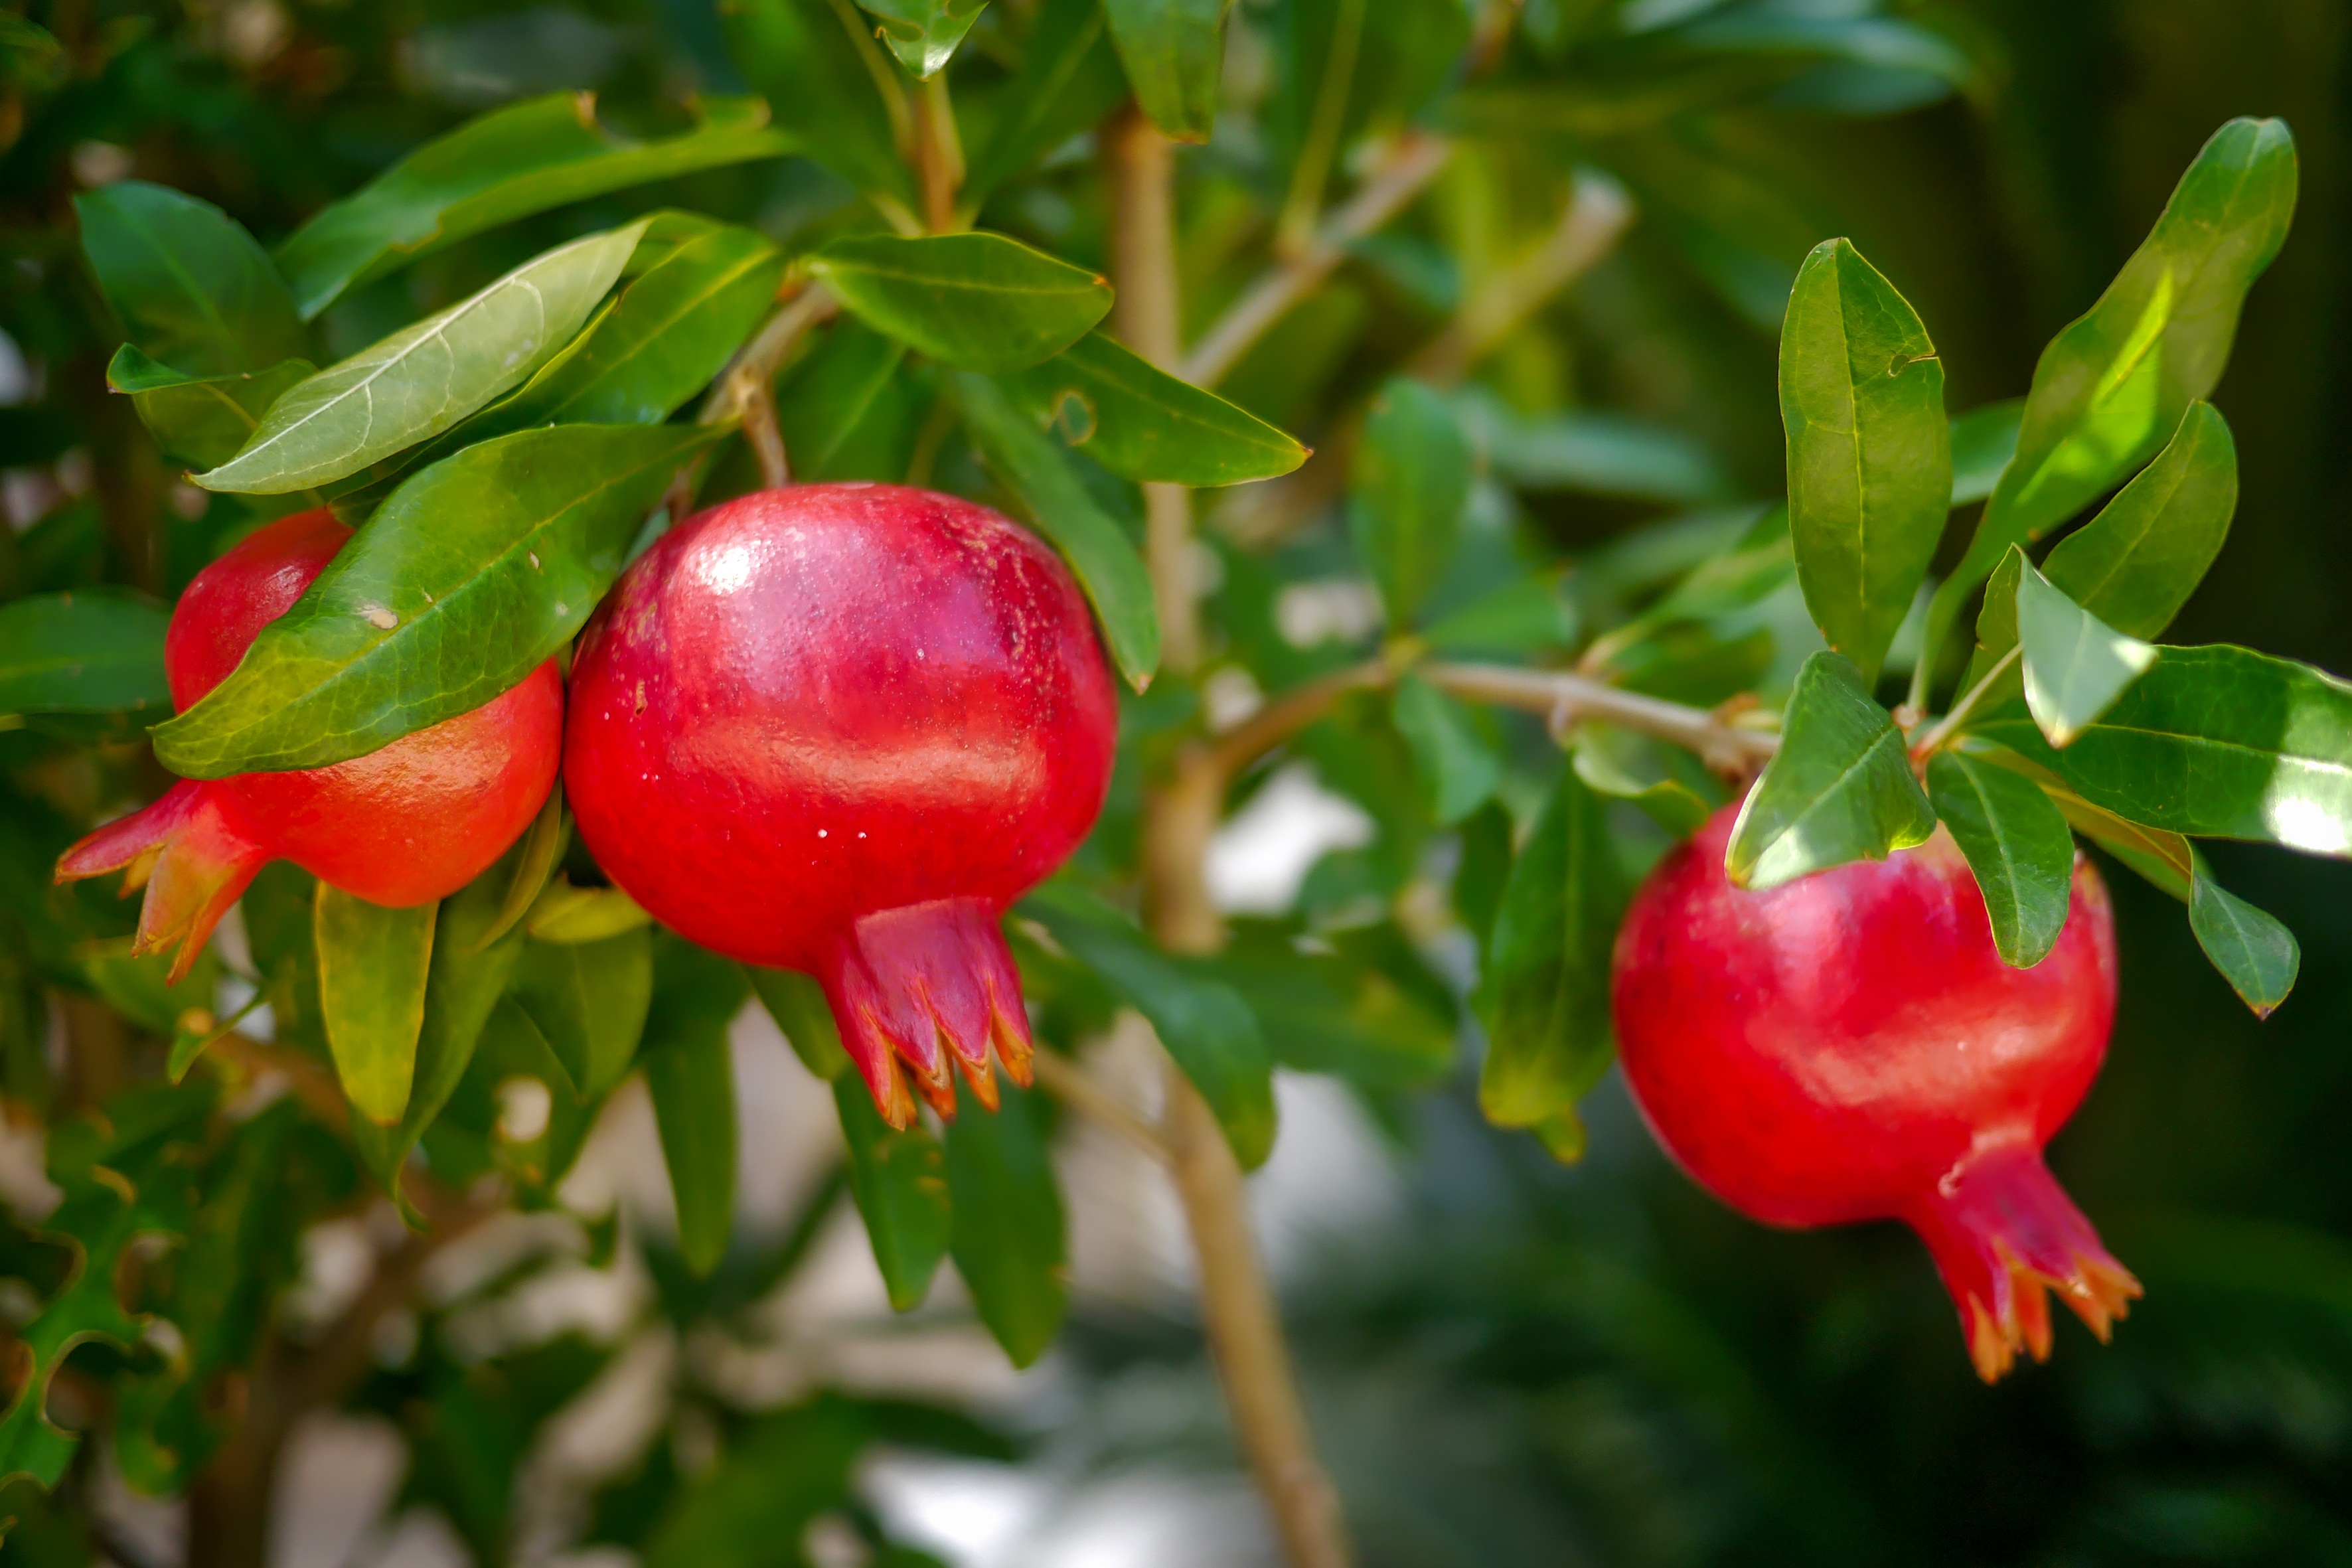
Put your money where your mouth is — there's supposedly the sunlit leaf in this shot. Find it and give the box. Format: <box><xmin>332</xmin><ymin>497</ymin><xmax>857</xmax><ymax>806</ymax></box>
<box><xmin>107</xmin><ymin>345</ymin><xmax>314</xmax><ymax>469</ymax></box>
<box><xmin>2016</xmin><ymin>560</ymin><xmax>2156</xmax><ymax>747</ymax></box>
<box><xmin>811</xmin><ymin>232</ymin><xmax>1112</xmax><ymax>372</ymax></box>
<box><xmin>855</xmin><ymin>0</ymin><xmax>988</xmax><ymax>76</ymax></box>
<box><xmin>313</xmin><ymin>887</ymin><xmax>435</xmax><ymax>1126</ymax></box>
<box><xmin>996</xmin><ymin>330</ymin><xmax>1306</xmax><ymax>486</ymax></box>
<box><xmin>1104</xmin><ymin>0</ymin><xmax>1228</xmax><ymax>141</ymax></box>
<box><xmin>1726</xmin><ymin>651</ymin><xmax>1934</xmax><ymax>889</ymax></box>
<box><xmin>510</xmin><ymin>927</ymin><xmax>653</xmax><ymax>1101</ymax></box>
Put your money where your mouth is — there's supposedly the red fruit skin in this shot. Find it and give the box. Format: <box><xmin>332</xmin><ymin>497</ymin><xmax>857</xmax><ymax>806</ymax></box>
<box><xmin>1610</xmin><ymin>804</ymin><xmax>2140</xmax><ymax>1381</ymax></box>
<box><xmin>562</xmin><ymin>483</ymin><xmax>1118</xmax><ymax>1127</ymax></box>
<box><xmin>56</xmin><ymin>509</ymin><xmax>563</xmax><ymax>977</ymax></box>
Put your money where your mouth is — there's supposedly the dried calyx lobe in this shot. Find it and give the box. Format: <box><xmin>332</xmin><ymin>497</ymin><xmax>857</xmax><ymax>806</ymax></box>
<box><xmin>55</xmin><ymin>510</ymin><xmax>563</xmax><ymax>979</ymax></box>
<box><xmin>1610</xmin><ymin>805</ymin><xmax>2140</xmax><ymax>1381</ymax></box>
<box><xmin>563</xmin><ymin>483</ymin><xmax>1118</xmax><ymax>1126</ymax></box>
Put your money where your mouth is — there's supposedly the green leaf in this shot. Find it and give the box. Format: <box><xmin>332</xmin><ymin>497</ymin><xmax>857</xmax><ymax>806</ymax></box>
<box><xmin>2188</xmin><ymin>870</ymin><xmax>2299</xmax><ymax>1018</ymax></box>
<box><xmin>1105</xmin><ymin>0</ymin><xmax>1227</xmax><ymax>141</ymax></box>
<box><xmin>811</xmin><ymin>232</ymin><xmax>1113</xmax><ymax>372</ymax></box>
<box><xmin>1020</xmin><ymin>882</ymin><xmax>1275</xmax><ymax>1168</ymax></box>
<box><xmin>472</xmin><ymin>788</ymin><xmax>568</xmax><ymax>953</ymax></box>
<box><xmin>1726</xmin><ymin>651</ymin><xmax>1935</xmax><ymax>889</ymax></box>
<box><xmin>1392</xmin><ymin>672</ymin><xmax>1500</xmax><ymax>826</ymax></box>
<box><xmin>722</xmin><ymin>0</ymin><xmax>919</xmax><ymax>207</ymax></box>
<box><xmin>642</xmin><ymin>933</ymin><xmax>746</xmax><ymax>1276</ymax></box>
<box><xmin>156</xmin><ymin>422</ymin><xmax>718</xmax><ymax>777</ymax></box>
<box><xmin>995</xmin><ymin>330</ymin><xmax>1307</xmax><ymax>486</ymax></box>
<box><xmin>1457</xmin><ymin>389</ymin><xmax>1731</xmax><ymax>505</ymax></box>
<box><xmin>1350</xmin><ymin>377</ymin><xmax>1472</xmax><ymax>629</ymax></box>
<box><xmin>1924</xmin><ymin>118</ymin><xmax>2296</xmax><ymax>679</ymax></box>
<box><xmin>1570</xmin><ymin>732</ymin><xmax>1714</xmax><ymax>838</ymax></box>
<box><xmin>950</xmin><ymin>372</ymin><xmax>1160</xmax><ymax>690</ymax></box>
<box><xmin>1974</xmin><ymin>644</ymin><xmax>2352</xmax><ymax>858</ymax></box>
<box><xmin>274</xmin><ymin>94</ymin><xmax>792</xmax><ymax>319</ymax></box>
<box><xmin>0</xmin><ymin>591</ymin><xmax>169</xmax><ymax>716</ymax></box>
<box><xmin>963</xmin><ymin>0</ymin><xmax>1130</xmax><ymax>201</ymax></box>
<box><xmin>313</xmin><ymin>887</ymin><xmax>435</xmax><ymax>1126</ymax></box>
<box><xmin>746</xmin><ymin>965</ymin><xmax>852</xmax><ymax>1082</ymax></box>
<box><xmin>2016</xmin><ymin>559</ymin><xmax>2156</xmax><ymax>747</ymax></box>
<box><xmin>1779</xmin><ymin>238</ymin><xmax>1952</xmax><ymax>685</ymax></box>
<box><xmin>856</xmin><ymin>0</ymin><xmax>988</xmax><ymax>75</ymax></box>
<box><xmin>945</xmin><ymin>1077</ymin><xmax>1066</xmax><ymax>1366</ymax></box>
<box><xmin>509</xmin><ymin>928</ymin><xmax>653</xmax><ymax>1101</ymax></box>
<box><xmin>1950</xmin><ymin>398</ymin><xmax>2023</xmax><ymax>506</ymax></box>
<box><xmin>2039</xmin><ymin>400</ymin><xmax>2236</xmax><ymax>640</ymax></box>
<box><xmin>526</xmin><ymin>880</ymin><xmax>653</xmax><ymax>943</ymax></box>
<box><xmin>108</xmin><ymin>345</ymin><xmax>315</xmax><ymax>471</ymax></box>
<box><xmin>197</xmin><ymin>222</ymin><xmax>649</xmax><ymax>495</ymax></box>
<box><xmin>776</xmin><ymin>321</ymin><xmax>918</xmax><ymax>482</ymax></box>
<box><xmin>1925</xmin><ymin>749</ymin><xmax>2075</xmax><ymax>967</ymax></box>
<box><xmin>834</xmin><ymin>1077</ymin><xmax>951</xmax><ymax>1310</ymax></box>
<box><xmin>74</xmin><ymin>181</ymin><xmax>307</xmax><ymax>376</ymax></box>
<box><xmin>1478</xmin><ymin>763</ymin><xmax>1626</xmax><ymax>1158</ymax></box>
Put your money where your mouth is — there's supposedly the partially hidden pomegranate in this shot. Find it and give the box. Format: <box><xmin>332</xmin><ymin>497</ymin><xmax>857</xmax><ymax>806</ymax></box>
<box><xmin>56</xmin><ymin>509</ymin><xmax>564</xmax><ymax>979</ymax></box>
<box><xmin>1610</xmin><ymin>804</ymin><xmax>2140</xmax><ymax>1381</ymax></box>
<box><xmin>562</xmin><ymin>483</ymin><xmax>1118</xmax><ymax>1128</ymax></box>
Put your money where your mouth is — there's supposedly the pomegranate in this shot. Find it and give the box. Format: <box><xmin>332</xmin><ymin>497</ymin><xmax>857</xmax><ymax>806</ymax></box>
<box><xmin>562</xmin><ymin>483</ymin><xmax>1117</xmax><ymax>1128</ymax></box>
<box><xmin>1610</xmin><ymin>805</ymin><xmax>2140</xmax><ymax>1381</ymax></box>
<box><xmin>56</xmin><ymin>509</ymin><xmax>564</xmax><ymax>980</ymax></box>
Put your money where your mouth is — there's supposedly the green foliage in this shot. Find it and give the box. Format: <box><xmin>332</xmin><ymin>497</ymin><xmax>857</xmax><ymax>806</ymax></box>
<box><xmin>996</xmin><ymin>330</ymin><xmax>1308</xmax><ymax>485</ymax></box>
<box><xmin>2187</xmin><ymin>870</ymin><xmax>2300</xmax><ymax>1018</ymax></box>
<box><xmin>945</xmin><ymin>1078</ymin><xmax>1067</xmax><ymax>1366</ymax></box>
<box><xmin>107</xmin><ymin>346</ymin><xmax>315</xmax><ymax>470</ymax></box>
<box><xmin>1350</xmin><ymin>377</ymin><xmax>1472</xmax><ymax>630</ymax></box>
<box><xmin>314</xmin><ymin>886</ymin><xmax>435</xmax><ymax>1125</ymax></box>
<box><xmin>0</xmin><ymin>591</ymin><xmax>169</xmax><ymax>717</ymax></box>
<box><xmin>1103</xmin><ymin>0</ymin><xmax>1227</xmax><ymax>142</ymax></box>
<box><xmin>1726</xmin><ymin>653</ymin><xmax>1934</xmax><ymax>890</ymax></box>
<box><xmin>642</xmin><ymin>933</ymin><xmax>747</xmax><ymax>1276</ymax></box>
<box><xmin>2015</xmin><ymin>559</ymin><xmax>2157</xmax><ymax>747</ymax></box>
<box><xmin>74</xmin><ymin>182</ymin><xmax>306</xmax><ymax>375</ymax></box>
<box><xmin>1925</xmin><ymin>749</ymin><xmax>2075</xmax><ymax>967</ymax></box>
<box><xmin>812</xmin><ymin>232</ymin><xmax>1114</xmax><ymax>372</ymax></box>
<box><xmin>836</xmin><ymin>1075</ymin><xmax>953</xmax><ymax>1310</ymax></box>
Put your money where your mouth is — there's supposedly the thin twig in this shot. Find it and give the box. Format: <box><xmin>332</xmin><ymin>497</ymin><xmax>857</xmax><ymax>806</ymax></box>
<box><xmin>1421</xmin><ymin>661</ymin><xmax>1780</xmax><ymax>771</ymax></box>
<box><xmin>1184</xmin><ymin>131</ymin><xmax>1454</xmax><ymax>390</ymax></box>
<box><xmin>1206</xmin><ymin>657</ymin><xmax>1395</xmax><ymax>781</ymax></box>
<box><xmin>1030</xmin><ymin>1050</ymin><xmax>1170</xmax><ymax>1164</ymax></box>
<box><xmin>1910</xmin><ymin>645</ymin><xmax>2020</xmax><ymax>760</ymax></box>
<box><xmin>698</xmin><ymin>283</ymin><xmax>840</xmax><ymax>489</ymax></box>
<box><xmin>1409</xmin><ymin>175</ymin><xmax>1636</xmax><ymax>386</ymax></box>
<box><xmin>917</xmin><ymin>73</ymin><xmax>967</xmax><ymax>234</ymax></box>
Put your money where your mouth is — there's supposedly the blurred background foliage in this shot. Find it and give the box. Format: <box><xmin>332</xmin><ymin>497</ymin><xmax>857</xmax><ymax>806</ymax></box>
<box><xmin>3</xmin><ymin>0</ymin><xmax>2352</xmax><ymax>1564</ymax></box>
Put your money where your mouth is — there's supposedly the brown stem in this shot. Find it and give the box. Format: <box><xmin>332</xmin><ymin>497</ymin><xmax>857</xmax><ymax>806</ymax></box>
<box><xmin>1029</xmin><ymin>1049</ymin><xmax>1170</xmax><ymax>1164</ymax></box>
<box><xmin>1421</xmin><ymin>661</ymin><xmax>1780</xmax><ymax>770</ymax></box>
<box><xmin>1408</xmin><ymin>175</ymin><xmax>1636</xmax><ymax>386</ymax></box>
<box><xmin>699</xmin><ymin>283</ymin><xmax>839</xmax><ymax>489</ymax></box>
<box><xmin>917</xmin><ymin>72</ymin><xmax>966</xmax><ymax>234</ymax></box>
<box><xmin>1205</xmin><ymin>657</ymin><xmax>1395</xmax><ymax>782</ymax></box>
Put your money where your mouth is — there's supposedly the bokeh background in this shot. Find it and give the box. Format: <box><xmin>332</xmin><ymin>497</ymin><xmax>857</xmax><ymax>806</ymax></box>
<box><xmin>5</xmin><ymin>1</ymin><xmax>2352</xmax><ymax>1563</ymax></box>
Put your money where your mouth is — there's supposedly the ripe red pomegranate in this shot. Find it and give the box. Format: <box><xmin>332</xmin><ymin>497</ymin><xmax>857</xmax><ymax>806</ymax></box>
<box><xmin>1610</xmin><ymin>804</ymin><xmax>2139</xmax><ymax>1381</ymax></box>
<box><xmin>563</xmin><ymin>483</ymin><xmax>1117</xmax><ymax>1127</ymax></box>
<box><xmin>56</xmin><ymin>509</ymin><xmax>564</xmax><ymax>980</ymax></box>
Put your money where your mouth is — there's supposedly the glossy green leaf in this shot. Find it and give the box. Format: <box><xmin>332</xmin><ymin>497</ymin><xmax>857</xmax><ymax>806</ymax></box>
<box><xmin>856</xmin><ymin>0</ymin><xmax>988</xmax><ymax>76</ymax></box>
<box><xmin>157</xmin><ymin>422</ymin><xmax>719</xmax><ymax>777</ymax></box>
<box><xmin>74</xmin><ymin>181</ymin><xmax>306</xmax><ymax>375</ymax></box>
<box><xmin>108</xmin><ymin>345</ymin><xmax>315</xmax><ymax>470</ymax></box>
<box><xmin>472</xmin><ymin>789</ymin><xmax>568</xmax><ymax>953</ymax></box>
<box><xmin>945</xmin><ymin>1077</ymin><xmax>1066</xmax><ymax>1366</ymax></box>
<box><xmin>1779</xmin><ymin>238</ymin><xmax>1951</xmax><ymax>685</ymax></box>
<box><xmin>1974</xmin><ymin>644</ymin><xmax>2352</xmax><ymax>858</ymax></box>
<box><xmin>995</xmin><ymin>330</ymin><xmax>1307</xmax><ymax>486</ymax></box>
<box><xmin>0</xmin><ymin>591</ymin><xmax>169</xmax><ymax>716</ymax></box>
<box><xmin>2040</xmin><ymin>400</ymin><xmax>2236</xmax><ymax>639</ymax></box>
<box><xmin>526</xmin><ymin>880</ymin><xmax>653</xmax><ymax>943</ymax></box>
<box><xmin>951</xmin><ymin>372</ymin><xmax>1160</xmax><ymax>690</ymax></box>
<box><xmin>510</xmin><ymin>927</ymin><xmax>653</xmax><ymax>1101</ymax></box>
<box><xmin>834</xmin><ymin>1076</ymin><xmax>951</xmax><ymax>1310</ymax></box>
<box><xmin>2016</xmin><ymin>560</ymin><xmax>2157</xmax><ymax>747</ymax></box>
<box><xmin>1350</xmin><ymin>377</ymin><xmax>1472</xmax><ymax>629</ymax></box>
<box><xmin>1478</xmin><ymin>763</ymin><xmax>1626</xmax><ymax>1159</ymax></box>
<box><xmin>1926</xmin><ymin>749</ymin><xmax>2075</xmax><ymax>967</ymax></box>
<box><xmin>2189</xmin><ymin>871</ymin><xmax>2300</xmax><ymax>1018</ymax></box>
<box><xmin>1726</xmin><ymin>651</ymin><xmax>1935</xmax><ymax>890</ymax></box>
<box><xmin>197</xmin><ymin>222</ymin><xmax>647</xmax><ymax>495</ymax></box>
<box><xmin>642</xmin><ymin>933</ymin><xmax>747</xmax><ymax>1277</ymax></box>
<box><xmin>1924</xmin><ymin>118</ymin><xmax>2296</xmax><ymax>678</ymax></box>
<box><xmin>963</xmin><ymin>0</ymin><xmax>1129</xmax><ymax>200</ymax></box>
<box><xmin>1392</xmin><ymin>672</ymin><xmax>1501</xmax><ymax>826</ymax></box>
<box><xmin>722</xmin><ymin>0</ymin><xmax>919</xmax><ymax>206</ymax></box>
<box><xmin>812</xmin><ymin>232</ymin><xmax>1113</xmax><ymax>372</ymax></box>
<box><xmin>1020</xmin><ymin>882</ymin><xmax>1275</xmax><ymax>1168</ymax></box>
<box><xmin>1104</xmin><ymin>0</ymin><xmax>1228</xmax><ymax>141</ymax></box>
<box><xmin>747</xmin><ymin>964</ymin><xmax>852</xmax><ymax>1082</ymax></box>
<box><xmin>313</xmin><ymin>887</ymin><xmax>435</xmax><ymax>1126</ymax></box>
<box><xmin>274</xmin><ymin>94</ymin><xmax>792</xmax><ymax>318</ymax></box>
<box><xmin>776</xmin><ymin>321</ymin><xmax>917</xmax><ymax>483</ymax></box>
<box><xmin>1950</xmin><ymin>398</ymin><xmax>2023</xmax><ymax>506</ymax></box>
<box><xmin>1570</xmin><ymin>733</ymin><xmax>1714</xmax><ymax>838</ymax></box>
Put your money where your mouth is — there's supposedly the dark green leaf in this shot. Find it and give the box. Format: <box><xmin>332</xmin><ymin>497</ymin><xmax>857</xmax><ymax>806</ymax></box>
<box><xmin>1570</xmin><ymin>730</ymin><xmax>1714</xmax><ymax>838</ymax></box>
<box><xmin>0</xmin><ymin>15</ymin><xmax>65</xmax><ymax>91</ymax></box>
<box><xmin>834</xmin><ymin>1076</ymin><xmax>951</xmax><ymax>1310</ymax></box>
<box><xmin>722</xmin><ymin>0</ymin><xmax>919</xmax><ymax>207</ymax></box>
<box><xmin>275</xmin><ymin>94</ymin><xmax>792</xmax><ymax>319</ymax></box>
<box><xmin>472</xmin><ymin>788</ymin><xmax>568</xmax><ymax>953</ymax></box>
<box><xmin>1925</xmin><ymin>749</ymin><xmax>2075</xmax><ymax>967</ymax></box>
<box><xmin>1478</xmin><ymin>764</ymin><xmax>1626</xmax><ymax>1159</ymax></box>
<box><xmin>640</xmin><ymin>1400</ymin><xmax>869</xmax><ymax>1568</ymax></box>
<box><xmin>2017</xmin><ymin>560</ymin><xmax>2156</xmax><ymax>747</ymax></box>
<box><xmin>950</xmin><ymin>372</ymin><xmax>1160</xmax><ymax>690</ymax></box>
<box><xmin>856</xmin><ymin>0</ymin><xmax>988</xmax><ymax>76</ymax></box>
<box><xmin>0</xmin><ymin>591</ymin><xmax>169</xmax><ymax>716</ymax></box>
<box><xmin>746</xmin><ymin>965</ymin><xmax>852</xmax><ymax>1082</ymax></box>
<box><xmin>198</xmin><ymin>222</ymin><xmax>647</xmax><ymax>495</ymax></box>
<box><xmin>1726</xmin><ymin>651</ymin><xmax>1935</xmax><ymax>889</ymax></box>
<box><xmin>510</xmin><ymin>928</ymin><xmax>653</xmax><ymax>1101</ymax></box>
<box><xmin>1949</xmin><ymin>398</ymin><xmax>2022</xmax><ymax>506</ymax></box>
<box><xmin>963</xmin><ymin>0</ymin><xmax>1130</xmax><ymax>200</ymax></box>
<box><xmin>108</xmin><ymin>346</ymin><xmax>315</xmax><ymax>470</ymax></box>
<box><xmin>157</xmin><ymin>422</ymin><xmax>718</xmax><ymax>777</ymax></box>
<box><xmin>1780</xmin><ymin>238</ymin><xmax>1951</xmax><ymax>685</ymax></box>
<box><xmin>812</xmin><ymin>232</ymin><xmax>1113</xmax><ymax>372</ymax></box>
<box><xmin>2188</xmin><ymin>871</ymin><xmax>2299</xmax><ymax>1018</ymax></box>
<box><xmin>1350</xmin><ymin>377</ymin><xmax>1471</xmax><ymax>628</ymax></box>
<box><xmin>776</xmin><ymin>321</ymin><xmax>919</xmax><ymax>482</ymax></box>
<box><xmin>995</xmin><ymin>330</ymin><xmax>1306</xmax><ymax>486</ymax></box>
<box><xmin>2039</xmin><ymin>400</ymin><xmax>2236</xmax><ymax>639</ymax></box>
<box><xmin>1104</xmin><ymin>0</ymin><xmax>1228</xmax><ymax>141</ymax></box>
<box><xmin>74</xmin><ymin>181</ymin><xmax>306</xmax><ymax>375</ymax></box>
<box><xmin>1020</xmin><ymin>882</ymin><xmax>1275</xmax><ymax>1168</ymax></box>
<box><xmin>641</xmin><ymin>933</ymin><xmax>747</xmax><ymax>1277</ymax></box>
<box><xmin>945</xmin><ymin>1078</ymin><xmax>1066</xmax><ymax>1366</ymax></box>
<box><xmin>313</xmin><ymin>886</ymin><xmax>435</xmax><ymax>1125</ymax></box>
<box><xmin>1392</xmin><ymin>672</ymin><xmax>1500</xmax><ymax>825</ymax></box>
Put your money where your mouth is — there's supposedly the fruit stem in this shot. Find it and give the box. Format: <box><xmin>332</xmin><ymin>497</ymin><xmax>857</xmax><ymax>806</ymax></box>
<box><xmin>1909</xmin><ymin>645</ymin><xmax>2021</xmax><ymax>761</ymax></box>
<box><xmin>1422</xmin><ymin>661</ymin><xmax>1782</xmax><ymax>771</ymax></box>
<box><xmin>700</xmin><ymin>282</ymin><xmax>839</xmax><ymax>489</ymax></box>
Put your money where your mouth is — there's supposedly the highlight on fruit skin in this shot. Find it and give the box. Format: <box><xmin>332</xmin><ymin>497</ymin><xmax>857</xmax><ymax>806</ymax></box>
<box><xmin>1610</xmin><ymin>802</ymin><xmax>2141</xmax><ymax>1381</ymax></box>
<box><xmin>54</xmin><ymin>508</ymin><xmax>564</xmax><ymax>979</ymax></box>
<box><xmin>562</xmin><ymin>481</ymin><xmax>1118</xmax><ymax>1127</ymax></box>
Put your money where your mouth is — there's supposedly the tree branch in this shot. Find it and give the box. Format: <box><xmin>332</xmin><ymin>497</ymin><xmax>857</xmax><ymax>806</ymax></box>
<box><xmin>698</xmin><ymin>282</ymin><xmax>839</xmax><ymax>490</ymax></box>
<box><xmin>1408</xmin><ymin>175</ymin><xmax>1636</xmax><ymax>386</ymax></box>
<box><xmin>1421</xmin><ymin>661</ymin><xmax>1781</xmax><ymax>771</ymax></box>
<box><xmin>1029</xmin><ymin>1049</ymin><xmax>1170</xmax><ymax>1164</ymax></box>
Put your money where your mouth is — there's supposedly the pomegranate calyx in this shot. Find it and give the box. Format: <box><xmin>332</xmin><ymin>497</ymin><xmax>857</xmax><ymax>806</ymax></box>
<box><xmin>819</xmin><ymin>897</ymin><xmax>1037</xmax><ymax>1130</ymax></box>
<box><xmin>1909</xmin><ymin>1138</ymin><xmax>2142</xmax><ymax>1383</ymax></box>
<box><xmin>56</xmin><ymin>780</ymin><xmax>269</xmax><ymax>982</ymax></box>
